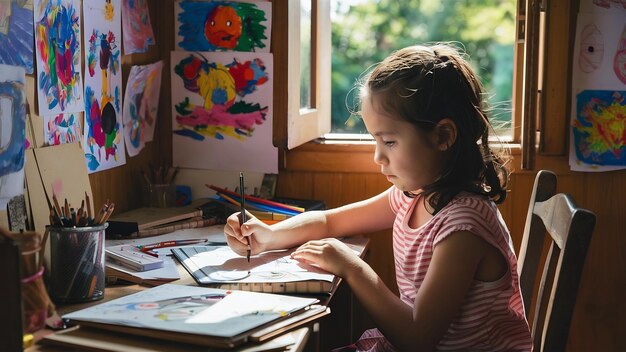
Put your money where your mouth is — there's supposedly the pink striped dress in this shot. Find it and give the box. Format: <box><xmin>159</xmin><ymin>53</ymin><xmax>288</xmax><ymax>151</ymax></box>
<box><xmin>347</xmin><ymin>187</ymin><xmax>532</xmax><ymax>351</ymax></box>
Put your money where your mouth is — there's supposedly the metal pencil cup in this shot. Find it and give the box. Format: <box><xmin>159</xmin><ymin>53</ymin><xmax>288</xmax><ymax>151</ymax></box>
<box><xmin>48</xmin><ymin>223</ymin><xmax>107</xmax><ymax>303</ymax></box>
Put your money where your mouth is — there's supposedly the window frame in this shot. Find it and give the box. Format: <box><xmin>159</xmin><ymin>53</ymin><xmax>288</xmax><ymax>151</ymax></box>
<box><xmin>274</xmin><ymin>0</ymin><xmax>555</xmax><ymax>172</ymax></box>
<box><xmin>272</xmin><ymin>0</ymin><xmax>331</xmax><ymax>150</ymax></box>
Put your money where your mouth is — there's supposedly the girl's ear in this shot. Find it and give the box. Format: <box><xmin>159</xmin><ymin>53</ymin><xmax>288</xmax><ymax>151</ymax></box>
<box><xmin>435</xmin><ymin>118</ymin><xmax>457</xmax><ymax>151</ymax></box>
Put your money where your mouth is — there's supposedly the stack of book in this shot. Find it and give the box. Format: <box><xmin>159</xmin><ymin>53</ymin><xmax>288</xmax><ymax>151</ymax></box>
<box><xmin>106</xmin><ymin>199</ymin><xmax>220</xmax><ymax>238</ymax></box>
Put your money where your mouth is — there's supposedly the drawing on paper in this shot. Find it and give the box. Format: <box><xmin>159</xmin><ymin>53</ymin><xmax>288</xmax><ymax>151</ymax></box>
<box><xmin>172</xmin><ymin>246</ymin><xmax>335</xmax><ymax>285</ymax></box>
<box><xmin>171</xmin><ymin>51</ymin><xmax>275</xmax><ymax>173</ymax></box>
<box><xmin>614</xmin><ymin>24</ymin><xmax>626</xmax><ymax>84</ymax></box>
<box><xmin>63</xmin><ymin>284</ymin><xmax>316</xmax><ymax>337</ymax></box>
<box><xmin>0</xmin><ymin>63</ymin><xmax>26</xmax><ymax>177</ymax></box>
<box><xmin>44</xmin><ymin>112</ymin><xmax>81</xmax><ymax>145</ymax></box>
<box><xmin>121</xmin><ymin>0</ymin><xmax>154</xmax><ymax>54</ymax></box>
<box><xmin>120</xmin><ymin>293</ymin><xmax>226</xmax><ymax>321</ymax></box>
<box><xmin>0</xmin><ymin>0</ymin><xmax>34</xmax><ymax>74</ymax></box>
<box><xmin>176</xmin><ymin>0</ymin><xmax>271</xmax><ymax>52</ymax></box>
<box><xmin>171</xmin><ymin>52</ymin><xmax>269</xmax><ymax>141</ymax></box>
<box><xmin>122</xmin><ymin>61</ymin><xmax>163</xmax><ymax>157</ymax></box>
<box><xmin>34</xmin><ymin>0</ymin><xmax>83</xmax><ymax>115</ymax></box>
<box><xmin>82</xmin><ymin>0</ymin><xmax>125</xmax><ymax>173</ymax></box>
<box><xmin>579</xmin><ymin>24</ymin><xmax>604</xmax><ymax>73</ymax></box>
<box><xmin>573</xmin><ymin>90</ymin><xmax>626</xmax><ymax>166</ymax></box>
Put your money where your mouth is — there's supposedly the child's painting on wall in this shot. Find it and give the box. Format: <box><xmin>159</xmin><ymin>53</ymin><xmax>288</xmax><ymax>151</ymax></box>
<box><xmin>34</xmin><ymin>0</ymin><xmax>83</xmax><ymax>116</ymax></box>
<box><xmin>0</xmin><ymin>0</ymin><xmax>34</xmax><ymax>74</ymax></box>
<box><xmin>121</xmin><ymin>0</ymin><xmax>154</xmax><ymax>54</ymax></box>
<box><xmin>573</xmin><ymin>89</ymin><xmax>626</xmax><ymax>166</ymax></box>
<box><xmin>82</xmin><ymin>0</ymin><xmax>125</xmax><ymax>173</ymax></box>
<box><xmin>44</xmin><ymin>112</ymin><xmax>82</xmax><ymax>145</ymax></box>
<box><xmin>122</xmin><ymin>60</ymin><xmax>163</xmax><ymax>157</ymax></box>
<box><xmin>170</xmin><ymin>51</ymin><xmax>276</xmax><ymax>173</ymax></box>
<box><xmin>175</xmin><ymin>0</ymin><xmax>271</xmax><ymax>52</ymax></box>
<box><xmin>0</xmin><ymin>63</ymin><xmax>26</xmax><ymax>207</ymax></box>
<box><xmin>570</xmin><ymin>6</ymin><xmax>626</xmax><ymax>171</ymax></box>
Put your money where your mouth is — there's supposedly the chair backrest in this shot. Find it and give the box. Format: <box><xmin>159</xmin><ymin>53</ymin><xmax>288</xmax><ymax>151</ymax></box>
<box><xmin>517</xmin><ymin>170</ymin><xmax>596</xmax><ymax>352</ymax></box>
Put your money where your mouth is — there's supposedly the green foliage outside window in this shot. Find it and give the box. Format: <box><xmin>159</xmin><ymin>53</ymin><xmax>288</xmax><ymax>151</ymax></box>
<box><xmin>330</xmin><ymin>0</ymin><xmax>516</xmax><ymax>136</ymax></box>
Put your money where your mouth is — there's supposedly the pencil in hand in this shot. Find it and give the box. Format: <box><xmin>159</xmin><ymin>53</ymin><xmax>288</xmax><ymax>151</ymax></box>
<box><xmin>240</xmin><ymin>172</ymin><xmax>251</xmax><ymax>262</ymax></box>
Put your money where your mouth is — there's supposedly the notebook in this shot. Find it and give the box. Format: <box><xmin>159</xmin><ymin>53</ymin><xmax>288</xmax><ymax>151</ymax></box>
<box><xmin>61</xmin><ymin>284</ymin><xmax>323</xmax><ymax>349</ymax></box>
<box><xmin>172</xmin><ymin>236</ymin><xmax>369</xmax><ymax>294</ymax></box>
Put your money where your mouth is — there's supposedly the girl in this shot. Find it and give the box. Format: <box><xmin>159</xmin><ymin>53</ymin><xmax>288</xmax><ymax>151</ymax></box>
<box><xmin>224</xmin><ymin>43</ymin><xmax>532</xmax><ymax>351</ymax></box>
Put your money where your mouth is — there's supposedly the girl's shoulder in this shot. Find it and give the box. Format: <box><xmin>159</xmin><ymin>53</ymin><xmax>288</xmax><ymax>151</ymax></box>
<box><xmin>444</xmin><ymin>191</ymin><xmax>495</xmax><ymax>212</ymax></box>
<box><xmin>431</xmin><ymin>192</ymin><xmax>508</xmax><ymax>243</ymax></box>
<box><xmin>433</xmin><ymin>192</ymin><xmax>501</xmax><ymax>228</ymax></box>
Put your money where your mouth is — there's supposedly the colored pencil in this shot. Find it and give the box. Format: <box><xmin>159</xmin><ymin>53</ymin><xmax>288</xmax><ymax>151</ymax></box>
<box><xmin>207</xmin><ymin>185</ymin><xmax>305</xmax><ymax>213</ymax></box>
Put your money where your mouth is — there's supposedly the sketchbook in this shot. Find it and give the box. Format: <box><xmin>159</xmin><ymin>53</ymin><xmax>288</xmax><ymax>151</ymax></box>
<box><xmin>172</xmin><ymin>236</ymin><xmax>369</xmax><ymax>294</ymax></box>
<box><xmin>62</xmin><ymin>284</ymin><xmax>321</xmax><ymax>349</ymax></box>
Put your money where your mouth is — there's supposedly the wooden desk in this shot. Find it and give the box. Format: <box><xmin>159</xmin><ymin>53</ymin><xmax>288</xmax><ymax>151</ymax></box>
<box><xmin>27</xmin><ymin>236</ymin><xmax>369</xmax><ymax>351</ymax></box>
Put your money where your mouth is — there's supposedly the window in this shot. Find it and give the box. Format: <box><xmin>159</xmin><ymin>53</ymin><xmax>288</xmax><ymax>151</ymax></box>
<box><xmin>329</xmin><ymin>0</ymin><xmax>517</xmax><ymax>139</ymax></box>
<box><xmin>274</xmin><ymin>0</ymin><xmax>540</xmax><ymax>160</ymax></box>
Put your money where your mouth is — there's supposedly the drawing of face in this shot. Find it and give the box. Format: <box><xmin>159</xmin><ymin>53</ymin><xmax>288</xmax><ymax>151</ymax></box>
<box><xmin>579</xmin><ymin>24</ymin><xmax>604</xmax><ymax>73</ymax></box>
<box><xmin>204</xmin><ymin>5</ymin><xmax>242</xmax><ymax>49</ymax></box>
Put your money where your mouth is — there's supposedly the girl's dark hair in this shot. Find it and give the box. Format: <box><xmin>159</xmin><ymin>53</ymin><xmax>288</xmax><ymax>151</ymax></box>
<box><xmin>360</xmin><ymin>43</ymin><xmax>509</xmax><ymax>214</ymax></box>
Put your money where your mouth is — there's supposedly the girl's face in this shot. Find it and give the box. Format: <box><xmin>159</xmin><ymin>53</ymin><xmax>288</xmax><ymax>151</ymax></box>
<box><xmin>361</xmin><ymin>96</ymin><xmax>445</xmax><ymax>193</ymax></box>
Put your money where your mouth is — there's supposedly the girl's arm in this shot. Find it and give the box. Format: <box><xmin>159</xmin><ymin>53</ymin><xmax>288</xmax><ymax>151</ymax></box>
<box><xmin>293</xmin><ymin>230</ymin><xmax>492</xmax><ymax>351</ymax></box>
<box><xmin>224</xmin><ymin>188</ymin><xmax>396</xmax><ymax>255</ymax></box>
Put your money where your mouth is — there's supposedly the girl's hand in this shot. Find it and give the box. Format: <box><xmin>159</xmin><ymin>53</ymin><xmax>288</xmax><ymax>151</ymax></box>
<box><xmin>290</xmin><ymin>238</ymin><xmax>363</xmax><ymax>279</ymax></box>
<box><xmin>223</xmin><ymin>212</ymin><xmax>273</xmax><ymax>256</ymax></box>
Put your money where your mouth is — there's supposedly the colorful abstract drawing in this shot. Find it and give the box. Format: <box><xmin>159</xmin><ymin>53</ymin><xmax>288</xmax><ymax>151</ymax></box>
<box><xmin>0</xmin><ymin>64</ymin><xmax>26</xmax><ymax>178</ymax></box>
<box><xmin>573</xmin><ymin>90</ymin><xmax>626</xmax><ymax>165</ymax></box>
<box><xmin>171</xmin><ymin>51</ymin><xmax>276</xmax><ymax>173</ymax></box>
<box><xmin>82</xmin><ymin>0</ymin><xmax>125</xmax><ymax>173</ymax></box>
<box><xmin>44</xmin><ymin>112</ymin><xmax>81</xmax><ymax>145</ymax></box>
<box><xmin>172</xmin><ymin>52</ymin><xmax>270</xmax><ymax>141</ymax></box>
<box><xmin>121</xmin><ymin>0</ymin><xmax>154</xmax><ymax>54</ymax></box>
<box><xmin>122</xmin><ymin>60</ymin><xmax>163</xmax><ymax>157</ymax></box>
<box><xmin>0</xmin><ymin>0</ymin><xmax>34</xmax><ymax>74</ymax></box>
<box><xmin>34</xmin><ymin>0</ymin><xmax>83</xmax><ymax>115</ymax></box>
<box><xmin>176</xmin><ymin>0</ymin><xmax>271</xmax><ymax>52</ymax></box>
